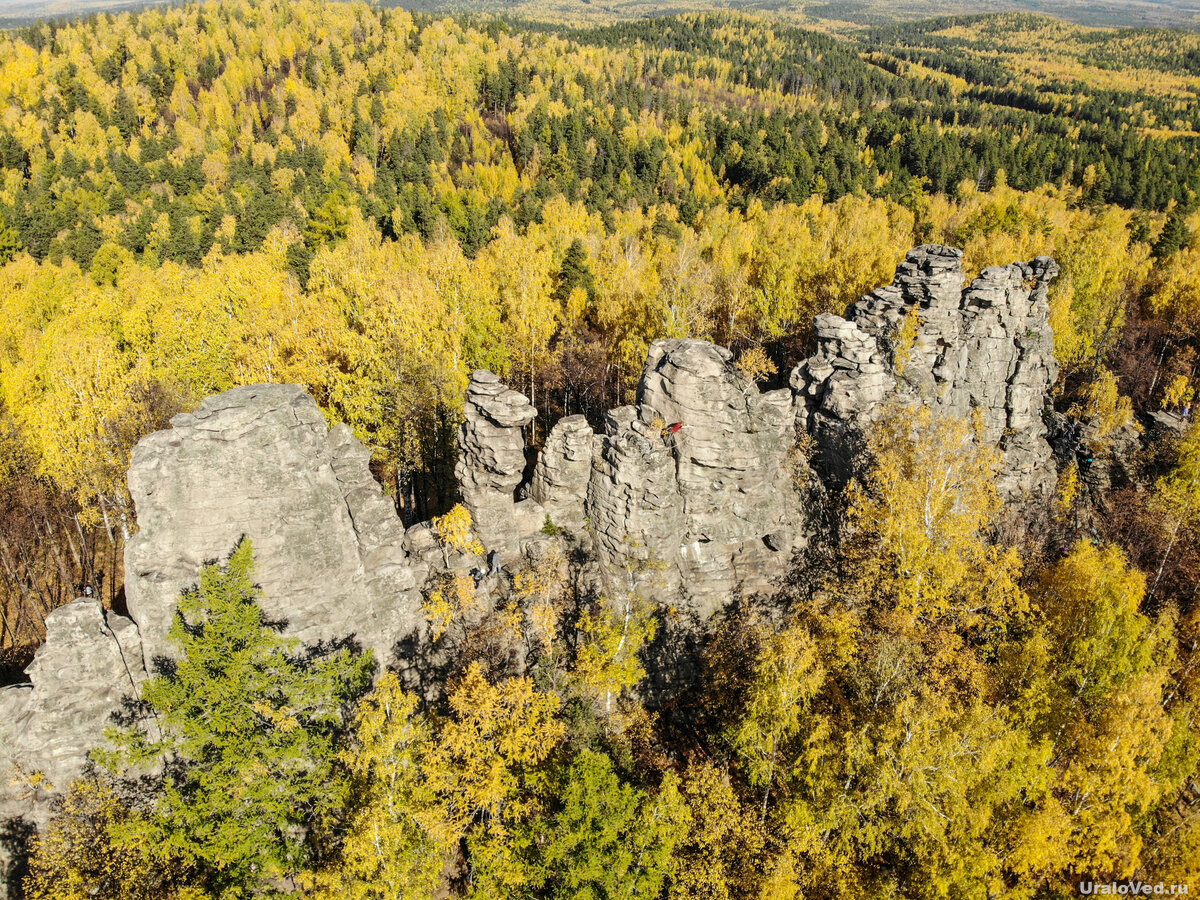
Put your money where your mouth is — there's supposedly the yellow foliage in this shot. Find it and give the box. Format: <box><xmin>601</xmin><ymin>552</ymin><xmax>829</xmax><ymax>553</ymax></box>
<box><xmin>423</xmin><ymin>663</ymin><xmax>563</xmax><ymax>859</ymax></box>
<box><xmin>432</xmin><ymin>503</ymin><xmax>484</xmax><ymax>561</ymax></box>
<box><xmin>316</xmin><ymin>671</ymin><xmax>448</xmax><ymax>900</ymax></box>
<box><xmin>1149</xmin><ymin>241</ymin><xmax>1200</xmax><ymax>336</ymax></box>
<box><xmin>848</xmin><ymin>403</ymin><xmax>1025</xmax><ymax>633</ymax></box>
<box><xmin>1163</xmin><ymin>373</ymin><xmax>1194</xmax><ymax>409</ymax></box>
<box><xmin>730</xmin><ymin>623</ymin><xmax>826</xmax><ymax>816</ymax></box>
<box><xmin>510</xmin><ymin>542</ymin><xmax>569</xmax><ymax>654</ymax></box>
<box><xmin>421</xmin><ymin>572</ymin><xmax>478</xmax><ymax>642</ymax></box>
<box><xmin>891</xmin><ymin>303</ymin><xmax>922</xmax><ymax>376</ymax></box>
<box><xmin>1055</xmin><ymin>461</ymin><xmax>1080</xmax><ymax>522</ymax></box>
<box><xmin>670</xmin><ymin>762</ymin><xmax>765</xmax><ymax>900</ymax></box>
<box><xmin>573</xmin><ymin>595</ymin><xmax>658</xmax><ymax>719</ymax></box>
<box><xmin>1070</xmin><ymin>367</ymin><xmax>1136</xmax><ymax>447</ymax></box>
<box><xmin>734</xmin><ymin>346</ymin><xmax>777</xmax><ymax>383</ymax></box>
<box><xmin>24</xmin><ymin>777</ymin><xmax>190</xmax><ymax>900</ymax></box>
<box><xmin>1034</xmin><ymin>542</ymin><xmax>1180</xmax><ymax>879</ymax></box>
<box><xmin>421</xmin><ymin>590</ymin><xmax>455</xmax><ymax>643</ymax></box>
<box><xmin>924</xmin><ymin>183</ymin><xmax>1151</xmax><ymax>369</ymax></box>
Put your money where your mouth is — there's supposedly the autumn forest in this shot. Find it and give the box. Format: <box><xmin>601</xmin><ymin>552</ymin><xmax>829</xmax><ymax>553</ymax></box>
<box><xmin>0</xmin><ymin>1</ymin><xmax>1199</xmax><ymax>898</ymax></box>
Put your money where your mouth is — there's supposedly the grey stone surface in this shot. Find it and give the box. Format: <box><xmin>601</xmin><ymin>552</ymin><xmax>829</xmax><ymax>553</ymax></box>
<box><xmin>125</xmin><ymin>384</ymin><xmax>425</xmax><ymax>669</ymax></box>
<box><xmin>455</xmin><ymin>371</ymin><xmax>537</xmax><ymax>556</ymax></box>
<box><xmin>586</xmin><ymin>405</ymin><xmax>686</xmax><ymax>599</ymax></box>
<box><xmin>0</xmin><ymin>600</ymin><xmax>146</xmax><ymax>829</ymax></box>
<box><xmin>791</xmin><ymin>245</ymin><xmax>1061</xmax><ymax>505</ymax></box>
<box><xmin>585</xmin><ymin>340</ymin><xmax>801</xmax><ymax>617</ymax></box>
<box><xmin>530</xmin><ymin>415</ymin><xmax>594</xmax><ymax>531</ymax></box>
<box><xmin>0</xmin><ymin>245</ymin><xmax>1076</xmax><ymax>899</ymax></box>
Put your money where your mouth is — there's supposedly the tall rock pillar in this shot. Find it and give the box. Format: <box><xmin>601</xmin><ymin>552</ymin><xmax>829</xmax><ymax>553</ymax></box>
<box><xmin>455</xmin><ymin>371</ymin><xmax>536</xmax><ymax>555</ymax></box>
<box><xmin>791</xmin><ymin>244</ymin><xmax>1061</xmax><ymax>505</ymax></box>
<box><xmin>530</xmin><ymin>414</ymin><xmax>594</xmax><ymax>532</ymax></box>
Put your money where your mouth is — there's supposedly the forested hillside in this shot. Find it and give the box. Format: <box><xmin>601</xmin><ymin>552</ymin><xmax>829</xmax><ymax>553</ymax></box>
<box><xmin>4</xmin><ymin>1</ymin><xmax>1200</xmax><ymax>612</ymax></box>
<box><xmin>1</xmin><ymin>3</ymin><xmax>1199</xmax><ymax>898</ymax></box>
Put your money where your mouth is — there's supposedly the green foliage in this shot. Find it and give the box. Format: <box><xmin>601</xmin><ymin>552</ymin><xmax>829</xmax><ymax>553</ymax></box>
<box><xmin>0</xmin><ymin>221</ymin><xmax>22</xmax><ymax>266</ymax></box>
<box><xmin>539</xmin><ymin>750</ymin><xmax>689</xmax><ymax>900</ymax></box>
<box><xmin>6</xmin><ymin>4</ymin><xmax>1200</xmax><ymax>898</ymax></box>
<box><xmin>1155</xmin><ymin>209</ymin><xmax>1191</xmax><ymax>258</ymax></box>
<box><xmin>101</xmin><ymin>539</ymin><xmax>374</xmax><ymax>898</ymax></box>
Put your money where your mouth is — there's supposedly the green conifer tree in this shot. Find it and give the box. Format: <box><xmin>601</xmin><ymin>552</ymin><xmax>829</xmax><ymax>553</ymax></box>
<box><xmin>102</xmin><ymin>539</ymin><xmax>373</xmax><ymax>898</ymax></box>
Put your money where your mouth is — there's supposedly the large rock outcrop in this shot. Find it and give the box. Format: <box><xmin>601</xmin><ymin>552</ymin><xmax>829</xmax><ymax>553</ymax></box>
<box><xmin>125</xmin><ymin>384</ymin><xmax>425</xmax><ymax>668</ymax></box>
<box><xmin>792</xmin><ymin>245</ymin><xmax>1060</xmax><ymax>503</ymax></box>
<box><xmin>455</xmin><ymin>371</ymin><xmax>537</xmax><ymax>556</ymax></box>
<box><xmin>0</xmin><ymin>600</ymin><xmax>146</xmax><ymax>827</ymax></box>
<box><xmin>0</xmin><ymin>245</ymin><xmax>1071</xmax><ymax>898</ymax></box>
<box><xmin>587</xmin><ymin>340</ymin><xmax>801</xmax><ymax>617</ymax></box>
<box><xmin>468</xmin><ymin>345</ymin><xmax>801</xmax><ymax>616</ymax></box>
<box><xmin>1</xmin><ymin>386</ymin><xmax>433</xmax><ymax>891</ymax></box>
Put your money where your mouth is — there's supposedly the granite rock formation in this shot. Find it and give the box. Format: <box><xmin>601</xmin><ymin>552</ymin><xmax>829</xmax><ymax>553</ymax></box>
<box><xmin>125</xmin><ymin>384</ymin><xmax>425</xmax><ymax>668</ymax></box>
<box><xmin>792</xmin><ymin>245</ymin><xmax>1060</xmax><ymax>504</ymax></box>
<box><xmin>586</xmin><ymin>405</ymin><xmax>687</xmax><ymax>597</ymax></box>
<box><xmin>0</xmin><ymin>600</ymin><xmax>146</xmax><ymax>828</ymax></box>
<box><xmin>587</xmin><ymin>340</ymin><xmax>801</xmax><ymax>617</ymax></box>
<box><xmin>455</xmin><ymin>371</ymin><xmax>537</xmax><ymax>557</ymax></box>
<box><xmin>530</xmin><ymin>415</ymin><xmax>594</xmax><ymax>532</ymax></box>
<box><xmin>0</xmin><ymin>245</ymin><xmax>1074</xmax><ymax>897</ymax></box>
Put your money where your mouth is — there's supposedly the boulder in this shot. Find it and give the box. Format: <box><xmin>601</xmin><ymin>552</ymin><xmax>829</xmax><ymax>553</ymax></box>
<box><xmin>125</xmin><ymin>384</ymin><xmax>425</xmax><ymax>670</ymax></box>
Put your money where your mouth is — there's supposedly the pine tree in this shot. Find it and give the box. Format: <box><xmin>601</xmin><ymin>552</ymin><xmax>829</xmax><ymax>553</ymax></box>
<box><xmin>539</xmin><ymin>750</ymin><xmax>689</xmax><ymax>900</ymax></box>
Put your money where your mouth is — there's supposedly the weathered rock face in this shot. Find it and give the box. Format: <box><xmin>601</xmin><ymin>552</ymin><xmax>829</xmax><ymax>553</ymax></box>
<box><xmin>586</xmin><ymin>340</ymin><xmax>801</xmax><ymax>617</ymax></box>
<box><xmin>125</xmin><ymin>384</ymin><xmax>425</xmax><ymax>669</ymax></box>
<box><xmin>530</xmin><ymin>415</ymin><xmax>594</xmax><ymax>532</ymax></box>
<box><xmin>455</xmin><ymin>371</ymin><xmax>537</xmax><ymax>556</ymax></box>
<box><xmin>643</xmin><ymin>340</ymin><xmax>801</xmax><ymax>607</ymax></box>
<box><xmin>792</xmin><ymin>245</ymin><xmax>1060</xmax><ymax>503</ymax></box>
<box><xmin>587</xmin><ymin>406</ymin><xmax>686</xmax><ymax>597</ymax></box>
<box><xmin>0</xmin><ymin>600</ymin><xmax>146</xmax><ymax>828</ymax></box>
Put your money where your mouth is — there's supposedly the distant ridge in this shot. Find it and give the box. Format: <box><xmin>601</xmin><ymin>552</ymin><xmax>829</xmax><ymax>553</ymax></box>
<box><xmin>0</xmin><ymin>0</ymin><xmax>177</xmax><ymax>27</ymax></box>
<box><xmin>378</xmin><ymin>0</ymin><xmax>1198</xmax><ymax>30</ymax></box>
<box><xmin>2</xmin><ymin>0</ymin><xmax>1199</xmax><ymax>30</ymax></box>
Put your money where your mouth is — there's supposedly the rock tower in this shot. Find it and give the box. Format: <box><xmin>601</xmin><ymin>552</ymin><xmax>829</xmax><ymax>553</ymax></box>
<box><xmin>792</xmin><ymin>245</ymin><xmax>1060</xmax><ymax>503</ymax></box>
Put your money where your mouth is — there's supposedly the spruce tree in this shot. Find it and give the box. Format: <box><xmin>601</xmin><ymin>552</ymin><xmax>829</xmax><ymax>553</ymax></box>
<box><xmin>104</xmin><ymin>539</ymin><xmax>373</xmax><ymax>898</ymax></box>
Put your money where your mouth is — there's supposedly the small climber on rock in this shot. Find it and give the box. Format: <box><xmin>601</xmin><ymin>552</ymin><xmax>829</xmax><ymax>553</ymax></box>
<box><xmin>661</xmin><ymin>421</ymin><xmax>686</xmax><ymax>449</ymax></box>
